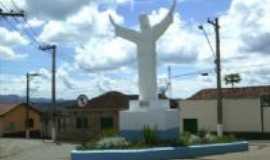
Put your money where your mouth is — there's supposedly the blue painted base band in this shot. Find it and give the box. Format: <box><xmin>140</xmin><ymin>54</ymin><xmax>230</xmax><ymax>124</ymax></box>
<box><xmin>71</xmin><ymin>141</ymin><xmax>249</xmax><ymax>160</ymax></box>
<box><xmin>120</xmin><ymin>128</ymin><xmax>179</xmax><ymax>141</ymax></box>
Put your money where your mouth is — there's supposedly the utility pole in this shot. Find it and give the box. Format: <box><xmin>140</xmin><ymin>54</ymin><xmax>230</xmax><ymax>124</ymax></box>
<box><xmin>208</xmin><ymin>17</ymin><xmax>223</xmax><ymax>137</ymax></box>
<box><xmin>167</xmin><ymin>66</ymin><xmax>172</xmax><ymax>98</ymax></box>
<box><xmin>39</xmin><ymin>44</ymin><xmax>57</xmax><ymax>142</ymax></box>
<box><xmin>26</xmin><ymin>73</ymin><xmax>40</xmax><ymax>139</ymax></box>
<box><xmin>0</xmin><ymin>9</ymin><xmax>24</xmax><ymax>17</ymax></box>
<box><xmin>26</xmin><ymin>73</ymin><xmax>30</xmax><ymax>139</ymax></box>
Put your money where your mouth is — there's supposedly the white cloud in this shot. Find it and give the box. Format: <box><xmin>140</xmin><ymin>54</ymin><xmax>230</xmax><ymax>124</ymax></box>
<box><xmin>25</xmin><ymin>18</ymin><xmax>45</xmax><ymax>28</ymax></box>
<box><xmin>0</xmin><ymin>27</ymin><xmax>28</xmax><ymax>46</ymax></box>
<box><xmin>39</xmin><ymin>5</ymin><xmax>122</xmax><ymax>43</ymax></box>
<box><xmin>0</xmin><ymin>46</ymin><xmax>27</xmax><ymax>60</ymax></box>
<box><xmin>72</xmin><ymin>7</ymin><xmax>201</xmax><ymax>72</ymax></box>
<box><xmin>22</xmin><ymin>0</ymin><xmax>131</xmax><ymax>20</ymax></box>
<box><xmin>150</xmin><ymin>8</ymin><xmax>200</xmax><ymax>64</ymax></box>
<box><xmin>0</xmin><ymin>27</ymin><xmax>28</xmax><ymax>61</ymax></box>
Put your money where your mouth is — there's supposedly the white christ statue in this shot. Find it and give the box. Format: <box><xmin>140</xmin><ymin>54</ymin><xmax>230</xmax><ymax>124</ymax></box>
<box><xmin>109</xmin><ymin>0</ymin><xmax>176</xmax><ymax>103</ymax></box>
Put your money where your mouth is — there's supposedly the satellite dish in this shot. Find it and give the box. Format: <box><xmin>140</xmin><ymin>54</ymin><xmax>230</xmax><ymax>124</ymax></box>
<box><xmin>77</xmin><ymin>94</ymin><xmax>89</xmax><ymax>108</ymax></box>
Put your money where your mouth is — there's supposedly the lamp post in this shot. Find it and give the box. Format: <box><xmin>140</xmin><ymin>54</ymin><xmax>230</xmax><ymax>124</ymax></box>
<box><xmin>39</xmin><ymin>44</ymin><xmax>57</xmax><ymax>142</ymax></box>
<box><xmin>26</xmin><ymin>72</ymin><xmax>40</xmax><ymax>139</ymax></box>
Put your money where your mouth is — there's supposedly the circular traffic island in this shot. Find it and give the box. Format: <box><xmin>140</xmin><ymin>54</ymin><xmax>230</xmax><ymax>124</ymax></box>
<box><xmin>71</xmin><ymin>130</ymin><xmax>249</xmax><ymax>160</ymax></box>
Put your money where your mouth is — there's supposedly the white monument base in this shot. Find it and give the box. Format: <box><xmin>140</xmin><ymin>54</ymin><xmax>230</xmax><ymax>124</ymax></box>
<box><xmin>120</xmin><ymin>100</ymin><xmax>180</xmax><ymax>141</ymax></box>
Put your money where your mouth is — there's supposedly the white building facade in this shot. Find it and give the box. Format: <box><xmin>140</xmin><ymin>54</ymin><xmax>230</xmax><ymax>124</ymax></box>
<box><xmin>179</xmin><ymin>86</ymin><xmax>270</xmax><ymax>136</ymax></box>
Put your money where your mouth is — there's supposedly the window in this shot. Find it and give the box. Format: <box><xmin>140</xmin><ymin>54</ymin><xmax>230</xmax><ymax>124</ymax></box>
<box><xmin>261</xmin><ymin>95</ymin><xmax>270</xmax><ymax>107</ymax></box>
<box><xmin>57</xmin><ymin>119</ymin><xmax>61</xmax><ymax>130</ymax></box>
<box><xmin>25</xmin><ymin>118</ymin><xmax>34</xmax><ymax>128</ymax></box>
<box><xmin>29</xmin><ymin>119</ymin><xmax>34</xmax><ymax>128</ymax></box>
<box><xmin>83</xmin><ymin>118</ymin><xmax>88</xmax><ymax>128</ymax></box>
<box><xmin>7</xmin><ymin>122</ymin><xmax>16</xmax><ymax>131</ymax></box>
<box><xmin>101</xmin><ymin>117</ymin><xmax>113</xmax><ymax>130</ymax></box>
<box><xmin>62</xmin><ymin>118</ymin><xmax>66</xmax><ymax>129</ymax></box>
<box><xmin>76</xmin><ymin>117</ymin><xmax>88</xmax><ymax>129</ymax></box>
<box><xmin>76</xmin><ymin>118</ymin><xmax>82</xmax><ymax>129</ymax></box>
<box><xmin>183</xmin><ymin>119</ymin><xmax>198</xmax><ymax>134</ymax></box>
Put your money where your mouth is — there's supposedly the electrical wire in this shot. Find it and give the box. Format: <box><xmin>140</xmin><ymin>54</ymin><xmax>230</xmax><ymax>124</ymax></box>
<box><xmin>200</xmin><ymin>27</ymin><xmax>216</xmax><ymax>56</ymax></box>
<box><xmin>10</xmin><ymin>0</ymin><xmax>20</xmax><ymax>11</ymax></box>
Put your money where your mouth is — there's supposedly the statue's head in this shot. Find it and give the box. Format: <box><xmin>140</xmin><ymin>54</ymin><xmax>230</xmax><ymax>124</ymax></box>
<box><xmin>139</xmin><ymin>14</ymin><xmax>150</xmax><ymax>31</ymax></box>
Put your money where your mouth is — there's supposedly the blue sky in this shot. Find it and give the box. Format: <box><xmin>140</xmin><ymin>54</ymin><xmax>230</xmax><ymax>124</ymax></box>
<box><xmin>0</xmin><ymin>0</ymin><xmax>270</xmax><ymax>99</ymax></box>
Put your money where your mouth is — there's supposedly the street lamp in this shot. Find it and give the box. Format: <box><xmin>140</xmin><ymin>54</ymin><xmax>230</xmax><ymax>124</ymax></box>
<box><xmin>198</xmin><ymin>25</ymin><xmax>215</xmax><ymax>56</ymax></box>
<box><xmin>26</xmin><ymin>72</ymin><xmax>41</xmax><ymax>139</ymax></box>
<box><xmin>201</xmin><ymin>72</ymin><xmax>209</xmax><ymax>77</ymax></box>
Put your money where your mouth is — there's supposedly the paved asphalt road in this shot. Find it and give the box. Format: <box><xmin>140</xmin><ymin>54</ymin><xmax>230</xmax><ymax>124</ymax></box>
<box><xmin>179</xmin><ymin>141</ymin><xmax>270</xmax><ymax>160</ymax></box>
<box><xmin>1</xmin><ymin>138</ymin><xmax>270</xmax><ymax>160</ymax></box>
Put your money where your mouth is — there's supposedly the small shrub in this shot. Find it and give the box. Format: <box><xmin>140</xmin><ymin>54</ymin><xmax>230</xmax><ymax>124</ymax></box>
<box><xmin>101</xmin><ymin>128</ymin><xmax>118</xmax><ymax>138</ymax></box>
<box><xmin>198</xmin><ymin>129</ymin><xmax>208</xmax><ymax>138</ymax></box>
<box><xmin>179</xmin><ymin>132</ymin><xmax>203</xmax><ymax>145</ymax></box>
<box><xmin>96</xmin><ymin>137</ymin><xmax>130</xmax><ymax>149</ymax></box>
<box><xmin>76</xmin><ymin>143</ymin><xmax>96</xmax><ymax>150</ymax></box>
<box><xmin>143</xmin><ymin>126</ymin><xmax>158</xmax><ymax>145</ymax></box>
<box><xmin>179</xmin><ymin>132</ymin><xmax>191</xmax><ymax>146</ymax></box>
<box><xmin>201</xmin><ymin>133</ymin><xmax>218</xmax><ymax>144</ymax></box>
<box><xmin>188</xmin><ymin>135</ymin><xmax>201</xmax><ymax>145</ymax></box>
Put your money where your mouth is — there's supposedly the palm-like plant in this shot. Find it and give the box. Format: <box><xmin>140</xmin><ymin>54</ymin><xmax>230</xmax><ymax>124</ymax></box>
<box><xmin>224</xmin><ymin>73</ymin><xmax>241</xmax><ymax>88</ymax></box>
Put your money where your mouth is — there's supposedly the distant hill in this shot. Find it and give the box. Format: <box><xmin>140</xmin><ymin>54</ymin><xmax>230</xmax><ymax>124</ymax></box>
<box><xmin>0</xmin><ymin>95</ymin><xmax>21</xmax><ymax>103</ymax></box>
<box><xmin>0</xmin><ymin>95</ymin><xmax>74</xmax><ymax>111</ymax></box>
<box><xmin>0</xmin><ymin>95</ymin><xmax>51</xmax><ymax>103</ymax></box>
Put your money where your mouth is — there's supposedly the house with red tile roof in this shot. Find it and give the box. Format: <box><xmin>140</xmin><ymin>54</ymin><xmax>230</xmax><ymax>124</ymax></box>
<box><xmin>55</xmin><ymin>91</ymin><xmax>178</xmax><ymax>141</ymax></box>
<box><xmin>0</xmin><ymin>103</ymin><xmax>42</xmax><ymax>137</ymax></box>
<box><xmin>179</xmin><ymin>85</ymin><xmax>270</xmax><ymax>138</ymax></box>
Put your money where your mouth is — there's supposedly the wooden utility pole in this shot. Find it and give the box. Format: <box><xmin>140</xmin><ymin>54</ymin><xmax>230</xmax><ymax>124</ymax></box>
<box><xmin>39</xmin><ymin>44</ymin><xmax>57</xmax><ymax>142</ymax></box>
<box><xmin>208</xmin><ymin>17</ymin><xmax>223</xmax><ymax>137</ymax></box>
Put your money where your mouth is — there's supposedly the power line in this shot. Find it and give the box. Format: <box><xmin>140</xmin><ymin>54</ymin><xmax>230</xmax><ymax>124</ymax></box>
<box><xmin>14</xmin><ymin>17</ymin><xmax>41</xmax><ymax>46</ymax></box>
<box><xmin>10</xmin><ymin>0</ymin><xmax>20</xmax><ymax>11</ymax></box>
<box><xmin>0</xmin><ymin>1</ymin><xmax>41</xmax><ymax>47</ymax></box>
<box><xmin>198</xmin><ymin>25</ymin><xmax>215</xmax><ymax>56</ymax></box>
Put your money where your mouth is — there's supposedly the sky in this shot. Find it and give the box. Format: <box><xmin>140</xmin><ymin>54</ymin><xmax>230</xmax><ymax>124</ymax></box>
<box><xmin>0</xmin><ymin>0</ymin><xmax>270</xmax><ymax>100</ymax></box>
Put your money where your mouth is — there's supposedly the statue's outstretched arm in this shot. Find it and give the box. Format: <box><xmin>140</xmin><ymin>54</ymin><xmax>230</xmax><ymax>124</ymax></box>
<box><xmin>153</xmin><ymin>0</ymin><xmax>176</xmax><ymax>40</ymax></box>
<box><xmin>109</xmin><ymin>15</ymin><xmax>140</xmax><ymax>42</ymax></box>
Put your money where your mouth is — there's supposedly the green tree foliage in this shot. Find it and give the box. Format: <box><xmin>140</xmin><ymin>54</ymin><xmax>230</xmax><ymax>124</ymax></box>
<box><xmin>224</xmin><ymin>73</ymin><xmax>241</xmax><ymax>88</ymax></box>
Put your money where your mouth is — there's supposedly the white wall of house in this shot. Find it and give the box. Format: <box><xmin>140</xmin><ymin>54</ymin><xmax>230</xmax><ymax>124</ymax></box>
<box><xmin>264</xmin><ymin>107</ymin><xmax>270</xmax><ymax>132</ymax></box>
<box><xmin>223</xmin><ymin>98</ymin><xmax>262</xmax><ymax>132</ymax></box>
<box><xmin>179</xmin><ymin>100</ymin><xmax>217</xmax><ymax>132</ymax></box>
<box><xmin>179</xmin><ymin>98</ymin><xmax>268</xmax><ymax>133</ymax></box>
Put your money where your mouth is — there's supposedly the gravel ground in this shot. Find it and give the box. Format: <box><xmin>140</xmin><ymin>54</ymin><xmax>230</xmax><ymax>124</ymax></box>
<box><xmin>0</xmin><ymin>138</ymin><xmax>76</xmax><ymax>160</ymax></box>
<box><xmin>1</xmin><ymin>139</ymin><xmax>270</xmax><ymax>160</ymax></box>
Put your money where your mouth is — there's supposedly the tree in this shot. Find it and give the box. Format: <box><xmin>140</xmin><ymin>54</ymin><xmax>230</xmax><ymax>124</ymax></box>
<box><xmin>224</xmin><ymin>73</ymin><xmax>241</xmax><ymax>88</ymax></box>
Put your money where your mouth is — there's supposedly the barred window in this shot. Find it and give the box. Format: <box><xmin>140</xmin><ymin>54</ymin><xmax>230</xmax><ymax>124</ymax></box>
<box><xmin>261</xmin><ymin>95</ymin><xmax>270</xmax><ymax>107</ymax></box>
<box><xmin>76</xmin><ymin>118</ymin><xmax>82</xmax><ymax>129</ymax></box>
<box><xmin>76</xmin><ymin>117</ymin><xmax>88</xmax><ymax>129</ymax></box>
<box><xmin>101</xmin><ymin>117</ymin><xmax>113</xmax><ymax>130</ymax></box>
<box><xmin>83</xmin><ymin>118</ymin><xmax>88</xmax><ymax>128</ymax></box>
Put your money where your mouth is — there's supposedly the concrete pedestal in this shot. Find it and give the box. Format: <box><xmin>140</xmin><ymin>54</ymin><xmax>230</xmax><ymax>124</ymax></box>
<box><xmin>120</xmin><ymin>100</ymin><xmax>180</xmax><ymax>141</ymax></box>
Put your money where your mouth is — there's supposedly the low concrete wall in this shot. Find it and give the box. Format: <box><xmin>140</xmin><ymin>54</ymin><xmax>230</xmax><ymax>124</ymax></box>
<box><xmin>71</xmin><ymin>141</ymin><xmax>248</xmax><ymax>160</ymax></box>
